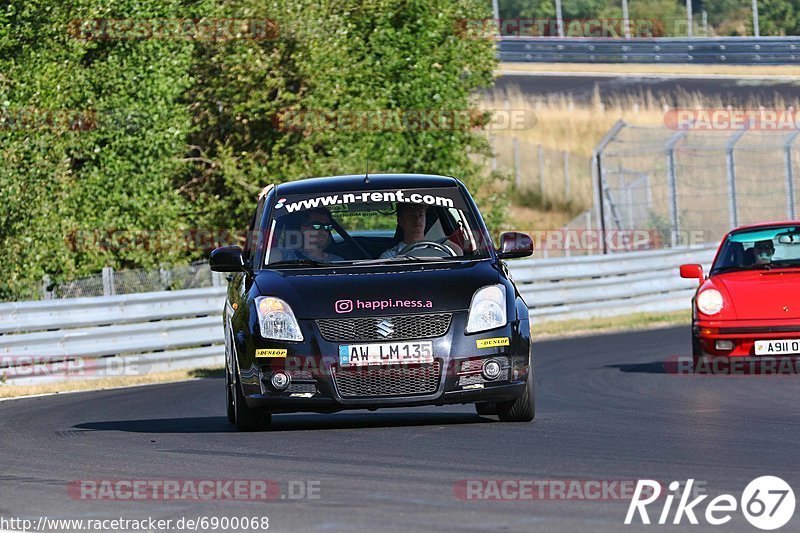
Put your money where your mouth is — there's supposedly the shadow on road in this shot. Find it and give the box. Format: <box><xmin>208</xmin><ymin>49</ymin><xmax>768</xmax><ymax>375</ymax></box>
<box><xmin>604</xmin><ymin>362</ymin><xmax>667</xmax><ymax>374</ymax></box>
<box><xmin>74</xmin><ymin>411</ymin><xmax>494</xmax><ymax>433</ymax></box>
<box><xmin>75</xmin><ymin>417</ymin><xmax>235</xmax><ymax>433</ymax></box>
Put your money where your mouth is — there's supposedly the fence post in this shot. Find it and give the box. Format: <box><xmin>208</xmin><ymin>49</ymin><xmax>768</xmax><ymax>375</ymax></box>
<box><xmin>159</xmin><ymin>266</ymin><xmax>172</xmax><ymax>291</ymax></box>
<box><xmin>725</xmin><ymin>130</ymin><xmax>747</xmax><ymax>229</ymax></box>
<box><xmin>785</xmin><ymin>131</ymin><xmax>799</xmax><ymax>220</ymax></box>
<box><xmin>102</xmin><ymin>266</ymin><xmax>115</xmax><ymax>296</ymax></box>
<box><xmin>665</xmin><ymin>130</ymin><xmax>687</xmax><ymax>247</ymax></box>
<box><xmin>563</xmin><ymin>151</ymin><xmax>570</xmax><ymax>202</ymax></box>
<box><xmin>41</xmin><ymin>275</ymin><xmax>52</xmax><ymax>300</ymax></box>
<box><xmin>537</xmin><ymin>144</ymin><xmax>545</xmax><ymax>196</ymax></box>
<box><xmin>592</xmin><ymin>120</ymin><xmax>627</xmax><ymax>254</ymax></box>
<box><xmin>513</xmin><ymin>137</ymin><xmax>521</xmax><ymax>187</ymax></box>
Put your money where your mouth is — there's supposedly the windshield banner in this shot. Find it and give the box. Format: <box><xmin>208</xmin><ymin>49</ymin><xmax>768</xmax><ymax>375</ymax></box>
<box><xmin>271</xmin><ymin>188</ymin><xmax>468</xmax><ymax>216</ymax></box>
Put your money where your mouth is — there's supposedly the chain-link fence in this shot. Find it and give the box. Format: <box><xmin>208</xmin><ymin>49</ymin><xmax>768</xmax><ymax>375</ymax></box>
<box><xmin>589</xmin><ymin>120</ymin><xmax>800</xmax><ymax>251</ymax></box>
<box><xmin>491</xmin><ymin>136</ymin><xmax>593</xmax><ymax>210</ymax></box>
<box><xmin>39</xmin><ymin>261</ymin><xmax>222</xmax><ymax>300</ymax></box>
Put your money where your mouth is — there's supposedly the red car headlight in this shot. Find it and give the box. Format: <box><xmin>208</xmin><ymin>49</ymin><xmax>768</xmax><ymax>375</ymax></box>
<box><xmin>697</xmin><ymin>289</ymin><xmax>724</xmax><ymax>315</ymax></box>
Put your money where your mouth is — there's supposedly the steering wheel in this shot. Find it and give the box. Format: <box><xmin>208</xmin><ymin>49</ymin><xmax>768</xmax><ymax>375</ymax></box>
<box><xmin>399</xmin><ymin>240</ymin><xmax>457</xmax><ymax>257</ymax></box>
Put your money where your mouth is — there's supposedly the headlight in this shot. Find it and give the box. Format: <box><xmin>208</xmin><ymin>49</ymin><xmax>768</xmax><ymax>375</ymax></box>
<box><xmin>696</xmin><ymin>289</ymin><xmax>724</xmax><ymax>315</ymax></box>
<box><xmin>255</xmin><ymin>296</ymin><xmax>303</xmax><ymax>341</ymax></box>
<box><xmin>466</xmin><ymin>284</ymin><xmax>507</xmax><ymax>333</ymax></box>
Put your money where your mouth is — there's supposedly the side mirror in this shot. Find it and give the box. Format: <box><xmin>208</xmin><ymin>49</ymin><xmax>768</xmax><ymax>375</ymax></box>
<box><xmin>497</xmin><ymin>231</ymin><xmax>534</xmax><ymax>259</ymax></box>
<box><xmin>680</xmin><ymin>264</ymin><xmax>703</xmax><ymax>285</ymax></box>
<box><xmin>210</xmin><ymin>246</ymin><xmax>245</xmax><ymax>272</ymax></box>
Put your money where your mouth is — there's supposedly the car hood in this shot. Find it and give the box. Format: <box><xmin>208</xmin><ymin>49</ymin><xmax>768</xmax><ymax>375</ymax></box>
<box><xmin>254</xmin><ymin>260</ymin><xmax>501</xmax><ymax>319</ymax></box>
<box><xmin>713</xmin><ymin>269</ymin><xmax>800</xmax><ymax>320</ymax></box>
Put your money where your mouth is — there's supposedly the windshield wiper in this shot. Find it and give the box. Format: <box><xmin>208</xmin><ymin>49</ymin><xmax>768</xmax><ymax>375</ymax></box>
<box><xmin>712</xmin><ymin>264</ymin><xmax>775</xmax><ymax>274</ymax></box>
<box><xmin>267</xmin><ymin>259</ymin><xmax>329</xmax><ymax>268</ymax></box>
<box><xmin>351</xmin><ymin>255</ymin><xmax>443</xmax><ymax>265</ymax></box>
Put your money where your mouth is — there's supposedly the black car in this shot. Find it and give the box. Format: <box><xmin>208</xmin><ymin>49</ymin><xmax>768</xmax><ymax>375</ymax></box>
<box><xmin>210</xmin><ymin>174</ymin><xmax>535</xmax><ymax>430</ymax></box>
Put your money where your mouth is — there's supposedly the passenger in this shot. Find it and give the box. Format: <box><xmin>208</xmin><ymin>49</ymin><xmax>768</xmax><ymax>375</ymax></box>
<box><xmin>379</xmin><ymin>203</ymin><xmax>462</xmax><ymax>259</ymax></box>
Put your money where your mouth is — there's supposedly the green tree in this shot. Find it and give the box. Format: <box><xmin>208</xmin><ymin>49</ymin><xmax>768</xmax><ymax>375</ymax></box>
<box><xmin>185</xmin><ymin>0</ymin><xmax>504</xmax><ymax>231</ymax></box>
<box><xmin>0</xmin><ymin>0</ymin><xmax>194</xmax><ymax>299</ymax></box>
<box><xmin>758</xmin><ymin>0</ymin><xmax>800</xmax><ymax>35</ymax></box>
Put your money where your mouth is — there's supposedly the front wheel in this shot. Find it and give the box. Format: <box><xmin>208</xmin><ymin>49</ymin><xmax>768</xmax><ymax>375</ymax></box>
<box><xmin>231</xmin><ymin>363</ymin><xmax>272</xmax><ymax>431</ymax></box>
<box><xmin>496</xmin><ymin>368</ymin><xmax>535</xmax><ymax>422</ymax></box>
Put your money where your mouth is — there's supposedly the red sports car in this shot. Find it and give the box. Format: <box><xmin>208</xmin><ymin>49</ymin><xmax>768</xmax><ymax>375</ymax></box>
<box><xmin>680</xmin><ymin>221</ymin><xmax>800</xmax><ymax>368</ymax></box>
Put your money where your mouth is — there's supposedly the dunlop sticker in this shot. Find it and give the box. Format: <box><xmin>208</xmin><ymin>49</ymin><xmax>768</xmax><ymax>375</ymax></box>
<box><xmin>476</xmin><ymin>337</ymin><xmax>510</xmax><ymax>349</ymax></box>
<box><xmin>255</xmin><ymin>348</ymin><xmax>287</xmax><ymax>358</ymax></box>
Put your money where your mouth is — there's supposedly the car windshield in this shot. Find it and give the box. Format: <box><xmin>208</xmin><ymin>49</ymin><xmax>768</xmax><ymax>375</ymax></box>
<box><xmin>263</xmin><ymin>187</ymin><xmax>492</xmax><ymax>266</ymax></box>
<box><xmin>712</xmin><ymin>225</ymin><xmax>800</xmax><ymax>273</ymax></box>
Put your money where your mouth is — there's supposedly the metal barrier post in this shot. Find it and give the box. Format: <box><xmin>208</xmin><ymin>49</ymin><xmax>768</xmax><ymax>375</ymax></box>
<box><xmin>592</xmin><ymin>120</ymin><xmax>627</xmax><ymax>254</ymax></box>
<box><xmin>665</xmin><ymin>130</ymin><xmax>688</xmax><ymax>246</ymax></box>
<box><xmin>725</xmin><ymin>130</ymin><xmax>746</xmax><ymax>229</ymax></box>
<box><xmin>785</xmin><ymin>131</ymin><xmax>799</xmax><ymax>220</ymax></box>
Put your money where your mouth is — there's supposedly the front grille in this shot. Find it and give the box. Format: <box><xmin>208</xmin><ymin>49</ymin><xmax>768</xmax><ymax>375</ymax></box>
<box><xmin>333</xmin><ymin>361</ymin><xmax>441</xmax><ymax>398</ymax></box>
<box><xmin>317</xmin><ymin>314</ymin><xmax>452</xmax><ymax>342</ymax></box>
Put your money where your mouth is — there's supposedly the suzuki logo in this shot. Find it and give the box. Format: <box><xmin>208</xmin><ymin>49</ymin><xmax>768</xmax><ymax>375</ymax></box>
<box><xmin>376</xmin><ymin>319</ymin><xmax>394</xmax><ymax>338</ymax></box>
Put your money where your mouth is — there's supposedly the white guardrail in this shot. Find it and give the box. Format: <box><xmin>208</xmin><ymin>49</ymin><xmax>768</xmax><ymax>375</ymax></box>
<box><xmin>0</xmin><ymin>246</ymin><xmax>716</xmax><ymax>386</ymax></box>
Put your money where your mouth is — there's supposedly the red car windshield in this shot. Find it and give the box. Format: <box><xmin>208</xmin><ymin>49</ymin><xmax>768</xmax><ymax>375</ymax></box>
<box><xmin>712</xmin><ymin>225</ymin><xmax>800</xmax><ymax>273</ymax></box>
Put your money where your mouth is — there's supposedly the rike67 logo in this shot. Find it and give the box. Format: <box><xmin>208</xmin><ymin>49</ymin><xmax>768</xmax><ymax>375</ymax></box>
<box><xmin>626</xmin><ymin>477</ymin><xmax>795</xmax><ymax>530</ymax></box>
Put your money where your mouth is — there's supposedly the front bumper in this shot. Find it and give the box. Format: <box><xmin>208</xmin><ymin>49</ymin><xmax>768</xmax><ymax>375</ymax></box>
<box><xmin>236</xmin><ymin>311</ymin><xmax>531</xmax><ymax>413</ymax></box>
<box><xmin>695</xmin><ymin>318</ymin><xmax>800</xmax><ymax>357</ymax></box>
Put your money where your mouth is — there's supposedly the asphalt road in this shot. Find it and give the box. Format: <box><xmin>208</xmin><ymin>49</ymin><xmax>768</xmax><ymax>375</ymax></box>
<box><xmin>2</xmin><ymin>326</ymin><xmax>800</xmax><ymax>532</ymax></box>
<box><xmin>494</xmin><ymin>72</ymin><xmax>800</xmax><ymax>106</ymax></box>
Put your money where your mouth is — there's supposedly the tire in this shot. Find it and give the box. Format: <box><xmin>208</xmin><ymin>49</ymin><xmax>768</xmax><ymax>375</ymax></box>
<box><xmin>225</xmin><ymin>365</ymin><xmax>236</xmax><ymax>424</ymax></box>
<box><xmin>232</xmin><ymin>362</ymin><xmax>271</xmax><ymax>432</ymax></box>
<box><xmin>475</xmin><ymin>402</ymin><xmax>497</xmax><ymax>416</ymax></box>
<box><xmin>497</xmin><ymin>368</ymin><xmax>535</xmax><ymax>422</ymax></box>
<box><xmin>692</xmin><ymin>332</ymin><xmax>712</xmax><ymax>373</ymax></box>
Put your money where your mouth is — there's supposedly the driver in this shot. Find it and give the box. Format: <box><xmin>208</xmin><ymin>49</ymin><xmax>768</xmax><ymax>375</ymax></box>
<box><xmin>276</xmin><ymin>208</ymin><xmax>344</xmax><ymax>262</ymax></box>
<box><xmin>379</xmin><ymin>203</ymin><xmax>462</xmax><ymax>259</ymax></box>
<box><xmin>753</xmin><ymin>239</ymin><xmax>775</xmax><ymax>265</ymax></box>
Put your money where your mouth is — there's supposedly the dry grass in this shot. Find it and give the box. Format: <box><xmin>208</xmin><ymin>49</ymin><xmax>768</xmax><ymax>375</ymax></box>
<box><xmin>0</xmin><ymin>367</ymin><xmax>224</xmax><ymax>399</ymax></box>
<box><xmin>479</xmin><ymin>86</ymin><xmax>800</xmax><ymax>219</ymax></box>
<box><xmin>533</xmin><ymin>310</ymin><xmax>690</xmax><ymax>340</ymax></box>
<box><xmin>500</xmin><ymin>62</ymin><xmax>800</xmax><ymax>77</ymax></box>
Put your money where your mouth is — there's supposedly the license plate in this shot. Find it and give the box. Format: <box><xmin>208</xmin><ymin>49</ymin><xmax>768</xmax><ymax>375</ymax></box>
<box><xmin>338</xmin><ymin>341</ymin><xmax>434</xmax><ymax>367</ymax></box>
<box><xmin>755</xmin><ymin>339</ymin><xmax>800</xmax><ymax>355</ymax></box>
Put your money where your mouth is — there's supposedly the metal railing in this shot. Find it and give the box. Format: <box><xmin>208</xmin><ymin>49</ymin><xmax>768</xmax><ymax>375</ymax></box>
<box><xmin>498</xmin><ymin>37</ymin><xmax>800</xmax><ymax>64</ymax></box>
<box><xmin>0</xmin><ymin>246</ymin><xmax>714</xmax><ymax>386</ymax></box>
